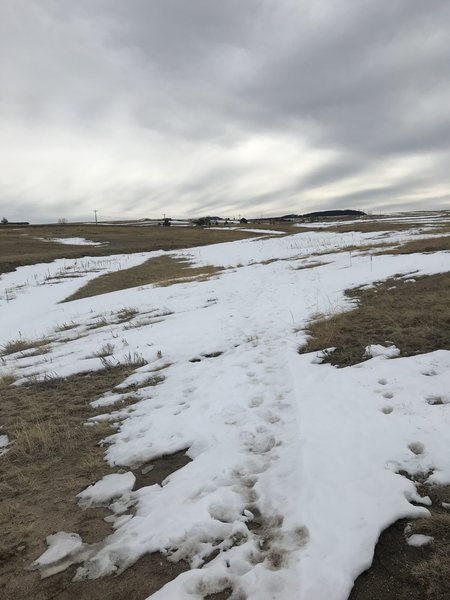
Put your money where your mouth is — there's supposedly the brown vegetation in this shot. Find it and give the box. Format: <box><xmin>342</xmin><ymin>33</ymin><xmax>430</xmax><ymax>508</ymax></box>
<box><xmin>380</xmin><ymin>235</ymin><xmax>450</xmax><ymax>255</ymax></box>
<box><xmin>0</xmin><ymin>367</ymin><xmax>188</xmax><ymax>600</ymax></box>
<box><xmin>64</xmin><ymin>255</ymin><xmax>223</xmax><ymax>301</ymax></box>
<box><xmin>0</xmin><ymin>223</ymin><xmax>262</xmax><ymax>276</ymax></box>
<box><xmin>300</xmin><ymin>272</ymin><xmax>450</xmax><ymax>367</ymax></box>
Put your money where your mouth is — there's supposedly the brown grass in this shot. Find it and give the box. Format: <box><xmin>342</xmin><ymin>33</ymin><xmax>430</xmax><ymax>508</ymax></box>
<box><xmin>0</xmin><ymin>367</ymin><xmax>189</xmax><ymax>599</ymax></box>
<box><xmin>0</xmin><ymin>336</ymin><xmax>53</xmax><ymax>356</ymax></box>
<box><xmin>64</xmin><ymin>255</ymin><xmax>223</xmax><ymax>301</ymax></box>
<box><xmin>0</xmin><ymin>223</ymin><xmax>263</xmax><ymax>276</ymax></box>
<box><xmin>300</xmin><ymin>272</ymin><xmax>450</xmax><ymax>367</ymax></box>
<box><xmin>378</xmin><ymin>235</ymin><xmax>450</xmax><ymax>255</ymax></box>
<box><xmin>298</xmin><ymin>221</ymin><xmax>418</xmax><ymax>234</ymax></box>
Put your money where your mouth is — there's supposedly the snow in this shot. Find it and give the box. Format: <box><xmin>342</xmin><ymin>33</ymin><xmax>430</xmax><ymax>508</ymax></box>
<box><xmin>77</xmin><ymin>472</ymin><xmax>136</xmax><ymax>508</ymax></box>
<box><xmin>34</xmin><ymin>532</ymin><xmax>84</xmax><ymax>566</ymax></box>
<box><xmin>208</xmin><ymin>227</ymin><xmax>284</xmax><ymax>234</ymax></box>
<box><xmin>406</xmin><ymin>534</ymin><xmax>434</xmax><ymax>547</ymax></box>
<box><xmin>365</xmin><ymin>344</ymin><xmax>401</xmax><ymax>358</ymax></box>
<box><xmin>0</xmin><ymin>434</ymin><xmax>9</xmax><ymax>455</ymax></box>
<box><xmin>1</xmin><ymin>225</ymin><xmax>450</xmax><ymax>598</ymax></box>
<box><xmin>37</xmin><ymin>237</ymin><xmax>106</xmax><ymax>246</ymax></box>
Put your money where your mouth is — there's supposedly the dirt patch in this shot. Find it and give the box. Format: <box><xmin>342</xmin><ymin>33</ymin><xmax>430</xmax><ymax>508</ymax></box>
<box><xmin>0</xmin><ymin>368</ymin><xmax>187</xmax><ymax>599</ymax></box>
<box><xmin>204</xmin><ymin>590</ymin><xmax>233</xmax><ymax>600</ymax></box>
<box><xmin>350</xmin><ymin>483</ymin><xmax>450</xmax><ymax>600</ymax></box>
<box><xmin>0</xmin><ymin>224</ymin><xmax>261</xmax><ymax>276</ymax></box>
<box><xmin>133</xmin><ymin>450</ymin><xmax>192</xmax><ymax>490</ymax></box>
<box><xmin>64</xmin><ymin>255</ymin><xmax>223</xmax><ymax>302</ymax></box>
<box><xmin>300</xmin><ymin>272</ymin><xmax>450</xmax><ymax>367</ymax></box>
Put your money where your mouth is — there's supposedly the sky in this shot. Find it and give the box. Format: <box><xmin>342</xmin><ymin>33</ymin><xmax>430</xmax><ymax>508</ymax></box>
<box><xmin>1</xmin><ymin>0</ymin><xmax>449</xmax><ymax>223</ymax></box>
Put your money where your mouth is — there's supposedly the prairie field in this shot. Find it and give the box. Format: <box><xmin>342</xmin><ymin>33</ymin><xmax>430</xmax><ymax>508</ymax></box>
<box><xmin>0</xmin><ymin>213</ymin><xmax>449</xmax><ymax>600</ymax></box>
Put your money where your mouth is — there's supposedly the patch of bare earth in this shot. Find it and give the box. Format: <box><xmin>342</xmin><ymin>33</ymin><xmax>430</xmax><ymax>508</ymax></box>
<box><xmin>63</xmin><ymin>255</ymin><xmax>223</xmax><ymax>302</ymax></box>
<box><xmin>300</xmin><ymin>270</ymin><xmax>450</xmax><ymax>599</ymax></box>
<box><xmin>0</xmin><ymin>368</ymin><xmax>189</xmax><ymax>600</ymax></box>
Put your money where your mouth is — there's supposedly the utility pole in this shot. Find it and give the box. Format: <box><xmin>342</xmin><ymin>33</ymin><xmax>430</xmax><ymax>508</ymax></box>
<box><xmin>94</xmin><ymin>210</ymin><xmax>98</xmax><ymax>226</ymax></box>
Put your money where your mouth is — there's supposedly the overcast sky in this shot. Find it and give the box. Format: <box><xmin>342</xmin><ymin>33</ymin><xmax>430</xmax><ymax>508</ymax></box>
<box><xmin>1</xmin><ymin>0</ymin><xmax>449</xmax><ymax>222</ymax></box>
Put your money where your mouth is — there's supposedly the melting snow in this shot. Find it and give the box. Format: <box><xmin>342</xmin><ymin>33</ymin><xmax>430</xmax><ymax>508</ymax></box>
<box><xmin>37</xmin><ymin>237</ymin><xmax>106</xmax><ymax>246</ymax></box>
<box><xmin>406</xmin><ymin>534</ymin><xmax>434</xmax><ymax>547</ymax></box>
<box><xmin>1</xmin><ymin>227</ymin><xmax>450</xmax><ymax>598</ymax></box>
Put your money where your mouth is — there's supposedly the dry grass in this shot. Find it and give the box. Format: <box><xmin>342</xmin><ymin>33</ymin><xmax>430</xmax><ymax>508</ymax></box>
<box><xmin>0</xmin><ymin>336</ymin><xmax>53</xmax><ymax>356</ymax></box>
<box><xmin>0</xmin><ymin>366</ymin><xmax>190</xmax><ymax>599</ymax></box>
<box><xmin>0</xmin><ymin>369</ymin><xmax>126</xmax><ymax>583</ymax></box>
<box><xmin>64</xmin><ymin>255</ymin><xmax>223</xmax><ymax>301</ymax></box>
<box><xmin>298</xmin><ymin>221</ymin><xmax>418</xmax><ymax>234</ymax></box>
<box><xmin>0</xmin><ymin>223</ymin><xmax>262</xmax><ymax>276</ymax></box>
<box><xmin>378</xmin><ymin>235</ymin><xmax>450</xmax><ymax>255</ymax></box>
<box><xmin>300</xmin><ymin>272</ymin><xmax>450</xmax><ymax>367</ymax></box>
<box><xmin>0</xmin><ymin>374</ymin><xmax>16</xmax><ymax>388</ymax></box>
<box><xmin>115</xmin><ymin>306</ymin><xmax>139</xmax><ymax>323</ymax></box>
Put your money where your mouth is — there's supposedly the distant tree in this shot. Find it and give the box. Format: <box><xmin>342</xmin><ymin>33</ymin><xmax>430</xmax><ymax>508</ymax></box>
<box><xmin>240</xmin><ymin>217</ymin><xmax>248</xmax><ymax>224</ymax></box>
<box><xmin>163</xmin><ymin>218</ymin><xmax>171</xmax><ymax>226</ymax></box>
<box><xmin>58</xmin><ymin>218</ymin><xmax>68</xmax><ymax>225</ymax></box>
<box><xmin>1</xmin><ymin>217</ymin><xmax>8</xmax><ymax>225</ymax></box>
<box><xmin>195</xmin><ymin>217</ymin><xmax>211</xmax><ymax>226</ymax></box>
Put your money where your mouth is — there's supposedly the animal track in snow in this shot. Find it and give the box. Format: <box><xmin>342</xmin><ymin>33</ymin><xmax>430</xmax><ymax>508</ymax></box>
<box><xmin>382</xmin><ymin>406</ymin><xmax>393</xmax><ymax>414</ymax></box>
<box><xmin>382</xmin><ymin>392</ymin><xmax>394</xmax><ymax>399</ymax></box>
<box><xmin>378</xmin><ymin>378</ymin><xmax>388</xmax><ymax>385</ymax></box>
<box><xmin>262</xmin><ymin>411</ymin><xmax>281</xmax><ymax>424</ymax></box>
<box><xmin>248</xmin><ymin>397</ymin><xmax>263</xmax><ymax>408</ymax></box>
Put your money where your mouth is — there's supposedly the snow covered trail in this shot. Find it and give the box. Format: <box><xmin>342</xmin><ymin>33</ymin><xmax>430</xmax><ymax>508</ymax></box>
<box><xmin>1</xmin><ymin>229</ymin><xmax>450</xmax><ymax>598</ymax></box>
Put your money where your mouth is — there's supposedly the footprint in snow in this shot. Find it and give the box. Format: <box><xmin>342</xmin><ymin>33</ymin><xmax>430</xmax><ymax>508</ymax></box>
<box><xmin>408</xmin><ymin>441</ymin><xmax>425</xmax><ymax>455</ymax></box>
<box><xmin>382</xmin><ymin>392</ymin><xmax>394</xmax><ymax>399</ymax></box>
<box><xmin>382</xmin><ymin>406</ymin><xmax>393</xmax><ymax>414</ymax></box>
<box><xmin>263</xmin><ymin>411</ymin><xmax>281</xmax><ymax>424</ymax></box>
<box><xmin>248</xmin><ymin>397</ymin><xmax>263</xmax><ymax>408</ymax></box>
<box><xmin>378</xmin><ymin>378</ymin><xmax>388</xmax><ymax>385</ymax></box>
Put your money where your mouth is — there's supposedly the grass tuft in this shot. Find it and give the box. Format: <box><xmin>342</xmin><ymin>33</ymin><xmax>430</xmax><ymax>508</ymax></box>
<box><xmin>1</xmin><ymin>336</ymin><xmax>53</xmax><ymax>356</ymax></box>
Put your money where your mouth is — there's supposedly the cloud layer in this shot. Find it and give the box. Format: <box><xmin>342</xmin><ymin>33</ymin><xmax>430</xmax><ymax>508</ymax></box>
<box><xmin>1</xmin><ymin>0</ymin><xmax>449</xmax><ymax>221</ymax></box>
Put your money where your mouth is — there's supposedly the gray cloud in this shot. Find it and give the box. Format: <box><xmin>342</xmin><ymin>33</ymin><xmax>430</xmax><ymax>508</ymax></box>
<box><xmin>0</xmin><ymin>0</ymin><xmax>449</xmax><ymax>222</ymax></box>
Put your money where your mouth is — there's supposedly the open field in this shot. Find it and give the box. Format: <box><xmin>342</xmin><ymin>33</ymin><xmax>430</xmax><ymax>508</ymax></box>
<box><xmin>0</xmin><ymin>211</ymin><xmax>449</xmax><ymax>599</ymax></box>
<box><xmin>0</xmin><ymin>223</ymin><xmax>286</xmax><ymax>276</ymax></box>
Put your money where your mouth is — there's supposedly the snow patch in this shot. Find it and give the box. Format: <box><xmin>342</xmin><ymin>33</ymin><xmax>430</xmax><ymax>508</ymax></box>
<box><xmin>365</xmin><ymin>344</ymin><xmax>401</xmax><ymax>359</ymax></box>
<box><xmin>77</xmin><ymin>472</ymin><xmax>136</xmax><ymax>508</ymax></box>
<box><xmin>406</xmin><ymin>534</ymin><xmax>434</xmax><ymax>547</ymax></box>
<box><xmin>37</xmin><ymin>237</ymin><xmax>105</xmax><ymax>246</ymax></box>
